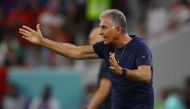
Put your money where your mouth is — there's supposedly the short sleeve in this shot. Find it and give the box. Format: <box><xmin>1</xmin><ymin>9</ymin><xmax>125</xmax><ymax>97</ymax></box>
<box><xmin>93</xmin><ymin>41</ymin><xmax>105</xmax><ymax>59</ymax></box>
<box><xmin>135</xmin><ymin>43</ymin><xmax>153</xmax><ymax>67</ymax></box>
<box><xmin>98</xmin><ymin>61</ymin><xmax>110</xmax><ymax>86</ymax></box>
<box><xmin>99</xmin><ymin>61</ymin><xmax>109</xmax><ymax>79</ymax></box>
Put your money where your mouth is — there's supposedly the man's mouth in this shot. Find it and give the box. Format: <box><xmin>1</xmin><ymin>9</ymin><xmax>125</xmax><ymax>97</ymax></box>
<box><xmin>103</xmin><ymin>36</ymin><xmax>107</xmax><ymax>39</ymax></box>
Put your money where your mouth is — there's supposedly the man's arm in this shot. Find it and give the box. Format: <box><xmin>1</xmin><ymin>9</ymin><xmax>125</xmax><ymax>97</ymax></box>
<box><xmin>41</xmin><ymin>38</ymin><xmax>98</xmax><ymax>59</ymax></box>
<box><xmin>87</xmin><ymin>78</ymin><xmax>111</xmax><ymax>109</ymax></box>
<box><xmin>123</xmin><ymin>65</ymin><xmax>152</xmax><ymax>84</ymax></box>
<box><xmin>109</xmin><ymin>53</ymin><xmax>152</xmax><ymax>84</ymax></box>
<box><xmin>19</xmin><ymin>24</ymin><xmax>99</xmax><ymax>59</ymax></box>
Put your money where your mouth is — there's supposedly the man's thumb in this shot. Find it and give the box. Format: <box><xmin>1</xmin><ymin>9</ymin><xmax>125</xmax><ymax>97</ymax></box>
<box><xmin>36</xmin><ymin>24</ymin><xmax>41</xmax><ymax>33</ymax></box>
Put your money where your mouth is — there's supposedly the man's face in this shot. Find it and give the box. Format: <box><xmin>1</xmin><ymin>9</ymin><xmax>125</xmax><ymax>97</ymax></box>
<box><xmin>99</xmin><ymin>17</ymin><xmax>118</xmax><ymax>45</ymax></box>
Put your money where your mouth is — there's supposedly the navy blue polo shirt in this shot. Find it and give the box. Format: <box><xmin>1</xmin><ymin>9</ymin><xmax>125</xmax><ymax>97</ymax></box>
<box><xmin>93</xmin><ymin>35</ymin><xmax>154</xmax><ymax>109</ymax></box>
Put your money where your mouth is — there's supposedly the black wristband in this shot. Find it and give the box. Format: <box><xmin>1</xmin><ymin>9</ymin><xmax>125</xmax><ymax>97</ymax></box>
<box><xmin>121</xmin><ymin>68</ymin><xmax>128</xmax><ymax>77</ymax></box>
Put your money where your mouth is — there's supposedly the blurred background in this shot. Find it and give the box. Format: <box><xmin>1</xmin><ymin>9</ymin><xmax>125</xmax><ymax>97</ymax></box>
<box><xmin>0</xmin><ymin>0</ymin><xmax>190</xmax><ymax>109</ymax></box>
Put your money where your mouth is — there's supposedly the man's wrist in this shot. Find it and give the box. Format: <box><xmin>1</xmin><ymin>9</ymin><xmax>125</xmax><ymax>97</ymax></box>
<box><xmin>40</xmin><ymin>37</ymin><xmax>44</xmax><ymax>45</ymax></box>
<box><xmin>121</xmin><ymin>68</ymin><xmax>128</xmax><ymax>77</ymax></box>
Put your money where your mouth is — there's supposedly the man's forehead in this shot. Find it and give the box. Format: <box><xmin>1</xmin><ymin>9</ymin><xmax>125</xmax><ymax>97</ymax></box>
<box><xmin>99</xmin><ymin>17</ymin><xmax>112</xmax><ymax>26</ymax></box>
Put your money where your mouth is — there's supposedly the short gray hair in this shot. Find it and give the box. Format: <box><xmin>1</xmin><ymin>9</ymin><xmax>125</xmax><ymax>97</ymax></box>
<box><xmin>99</xmin><ymin>9</ymin><xmax>127</xmax><ymax>33</ymax></box>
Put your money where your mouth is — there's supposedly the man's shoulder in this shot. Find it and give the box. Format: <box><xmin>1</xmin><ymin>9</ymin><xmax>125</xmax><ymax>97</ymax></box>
<box><xmin>130</xmin><ymin>36</ymin><xmax>152</xmax><ymax>56</ymax></box>
<box><xmin>132</xmin><ymin>36</ymin><xmax>149</xmax><ymax>49</ymax></box>
<box><xmin>93</xmin><ymin>41</ymin><xmax>113</xmax><ymax>50</ymax></box>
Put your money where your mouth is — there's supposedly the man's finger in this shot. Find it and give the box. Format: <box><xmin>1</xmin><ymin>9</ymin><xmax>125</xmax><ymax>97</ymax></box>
<box><xmin>109</xmin><ymin>59</ymin><xmax>114</xmax><ymax>67</ymax></box>
<box><xmin>22</xmin><ymin>36</ymin><xmax>31</xmax><ymax>41</ymax></box>
<box><xmin>22</xmin><ymin>25</ymin><xmax>34</xmax><ymax>32</ymax></box>
<box><xmin>109</xmin><ymin>67</ymin><xmax>114</xmax><ymax>71</ymax></box>
<box><xmin>36</xmin><ymin>24</ymin><xmax>41</xmax><ymax>33</ymax></box>
<box><xmin>109</xmin><ymin>52</ymin><xmax>114</xmax><ymax>57</ymax></box>
<box><xmin>109</xmin><ymin>52</ymin><xmax>114</xmax><ymax>60</ymax></box>
<box><xmin>110</xmin><ymin>53</ymin><xmax>118</xmax><ymax>65</ymax></box>
<box><xmin>19</xmin><ymin>31</ymin><xmax>30</xmax><ymax>38</ymax></box>
<box><xmin>19</xmin><ymin>28</ymin><xmax>30</xmax><ymax>36</ymax></box>
<box><xmin>109</xmin><ymin>57</ymin><xmax>116</xmax><ymax>67</ymax></box>
<box><xmin>111</xmin><ymin>53</ymin><xmax>118</xmax><ymax>64</ymax></box>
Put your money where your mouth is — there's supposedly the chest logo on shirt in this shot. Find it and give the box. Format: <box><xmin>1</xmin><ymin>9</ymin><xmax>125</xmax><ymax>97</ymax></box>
<box><xmin>142</xmin><ymin>56</ymin><xmax>146</xmax><ymax>59</ymax></box>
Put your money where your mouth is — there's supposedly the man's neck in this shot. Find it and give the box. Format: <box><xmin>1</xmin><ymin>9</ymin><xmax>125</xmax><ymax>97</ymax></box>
<box><xmin>114</xmin><ymin>34</ymin><xmax>132</xmax><ymax>48</ymax></box>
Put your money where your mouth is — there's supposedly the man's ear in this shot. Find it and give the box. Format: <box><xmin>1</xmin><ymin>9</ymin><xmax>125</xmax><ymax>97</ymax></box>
<box><xmin>115</xmin><ymin>26</ymin><xmax>122</xmax><ymax>33</ymax></box>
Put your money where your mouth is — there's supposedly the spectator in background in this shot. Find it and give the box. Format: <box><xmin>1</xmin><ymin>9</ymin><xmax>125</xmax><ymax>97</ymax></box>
<box><xmin>2</xmin><ymin>83</ymin><xmax>27</xmax><ymax>109</ymax></box>
<box><xmin>164</xmin><ymin>87</ymin><xmax>186</xmax><ymax>109</ymax></box>
<box><xmin>146</xmin><ymin>3</ymin><xmax>169</xmax><ymax>38</ymax></box>
<box><xmin>3</xmin><ymin>0</ymin><xmax>34</xmax><ymax>48</ymax></box>
<box><xmin>168</xmin><ymin>0</ymin><xmax>190</xmax><ymax>30</ymax></box>
<box><xmin>37</xmin><ymin>0</ymin><xmax>71</xmax><ymax>66</ymax></box>
<box><xmin>184</xmin><ymin>76</ymin><xmax>190</xmax><ymax>109</ymax></box>
<box><xmin>4</xmin><ymin>1</ymin><xmax>32</xmax><ymax>32</ymax></box>
<box><xmin>0</xmin><ymin>38</ymin><xmax>7</xmax><ymax>65</ymax></box>
<box><xmin>81</xmin><ymin>84</ymin><xmax>97</xmax><ymax>109</ymax></box>
<box><xmin>87</xmin><ymin>27</ymin><xmax>111</xmax><ymax>109</ymax></box>
<box><xmin>24</xmin><ymin>45</ymin><xmax>46</xmax><ymax>66</ymax></box>
<box><xmin>29</xmin><ymin>85</ymin><xmax>60</xmax><ymax>109</ymax></box>
<box><xmin>0</xmin><ymin>5</ymin><xmax>4</xmax><ymax>42</ymax></box>
<box><xmin>0</xmin><ymin>32</ymin><xmax>24</xmax><ymax>66</ymax></box>
<box><xmin>38</xmin><ymin>0</ymin><xmax>64</xmax><ymax>37</ymax></box>
<box><xmin>135</xmin><ymin>0</ymin><xmax>151</xmax><ymax>40</ymax></box>
<box><xmin>155</xmin><ymin>87</ymin><xmax>171</xmax><ymax>109</ymax></box>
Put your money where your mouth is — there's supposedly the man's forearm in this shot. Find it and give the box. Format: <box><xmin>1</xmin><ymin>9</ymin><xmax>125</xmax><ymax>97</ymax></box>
<box><xmin>125</xmin><ymin>69</ymin><xmax>152</xmax><ymax>84</ymax></box>
<box><xmin>117</xmin><ymin>66</ymin><xmax>152</xmax><ymax>84</ymax></box>
<box><xmin>87</xmin><ymin>90</ymin><xmax>106</xmax><ymax>109</ymax></box>
<box><xmin>87</xmin><ymin>79</ymin><xmax>111</xmax><ymax>109</ymax></box>
<box><xmin>41</xmin><ymin>38</ymin><xmax>82</xmax><ymax>59</ymax></box>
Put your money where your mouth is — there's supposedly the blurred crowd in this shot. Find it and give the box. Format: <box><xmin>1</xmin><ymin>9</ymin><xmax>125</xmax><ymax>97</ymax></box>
<box><xmin>1</xmin><ymin>83</ymin><xmax>60</xmax><ymax>109</ymax></box>
<box><xmin>155</xmin><ymin>77</ymin><xmax>190</xmax><ymax>109</ymax></box>
<box><xmin>1</xmin><ymin>75</ymin><xmax>190</xmax><ymax>109</ymax></box>
<box><xmin>1</xmin><ymin>0</ymin><xmax>190</xmax><ymax>109</ymax></box>
<box><xmin>0</xmin><ymin>0</ymin><xmax>190</xmax><ymax>67</ymax></box>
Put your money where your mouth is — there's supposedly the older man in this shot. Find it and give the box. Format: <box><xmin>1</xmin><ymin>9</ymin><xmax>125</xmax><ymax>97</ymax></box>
<box><xmin>19</xmin><ymin>9</ymin><xmax>153</xmax><ymax>109</ymax></box>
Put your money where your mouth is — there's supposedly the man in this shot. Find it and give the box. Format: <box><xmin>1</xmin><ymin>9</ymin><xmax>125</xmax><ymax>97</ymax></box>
<box><xmin>87</xmin><ymin>27</ymin><xmax>111</xmax><ymax>109</ymax></box>
<box><xmin>2</xmin><ymin>83</ymin><xmax>27</xmax><ymax>109</ymax></box>
<box><xmin>19</xmin><ymin>9</ymin><xmax>153</xmax><ymax>109</ymax></box>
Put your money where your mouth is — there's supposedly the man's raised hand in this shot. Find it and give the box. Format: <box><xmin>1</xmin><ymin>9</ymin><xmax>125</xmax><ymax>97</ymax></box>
<box><xmin>19</xmin><ymin>24</ymin><xmax>43</xmax><ymax>45</ymax></box>
<box><xmin>109</xmin><ymin>52</ymin><xmax>122</xmax><ymax>75</ymax></box>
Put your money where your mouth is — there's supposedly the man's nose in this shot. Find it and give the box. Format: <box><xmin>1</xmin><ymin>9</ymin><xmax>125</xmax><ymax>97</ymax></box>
<box><xmin>99</xmin><ymin>31</ymin><xmax>103</xmax><ymax>35</ymax></box>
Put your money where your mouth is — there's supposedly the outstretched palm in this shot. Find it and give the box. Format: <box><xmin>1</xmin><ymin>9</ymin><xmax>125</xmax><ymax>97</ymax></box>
<box><xmin>19</xmin><ymin>24</ymin><xmax>43</xmax><ymax>45</ymax></box>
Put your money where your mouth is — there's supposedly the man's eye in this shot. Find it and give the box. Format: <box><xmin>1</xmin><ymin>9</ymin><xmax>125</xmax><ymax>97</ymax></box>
<box><xmin>102</xmin><ymin>27</ymin><xmax>107</xmax><ymax>29</ymax></box>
